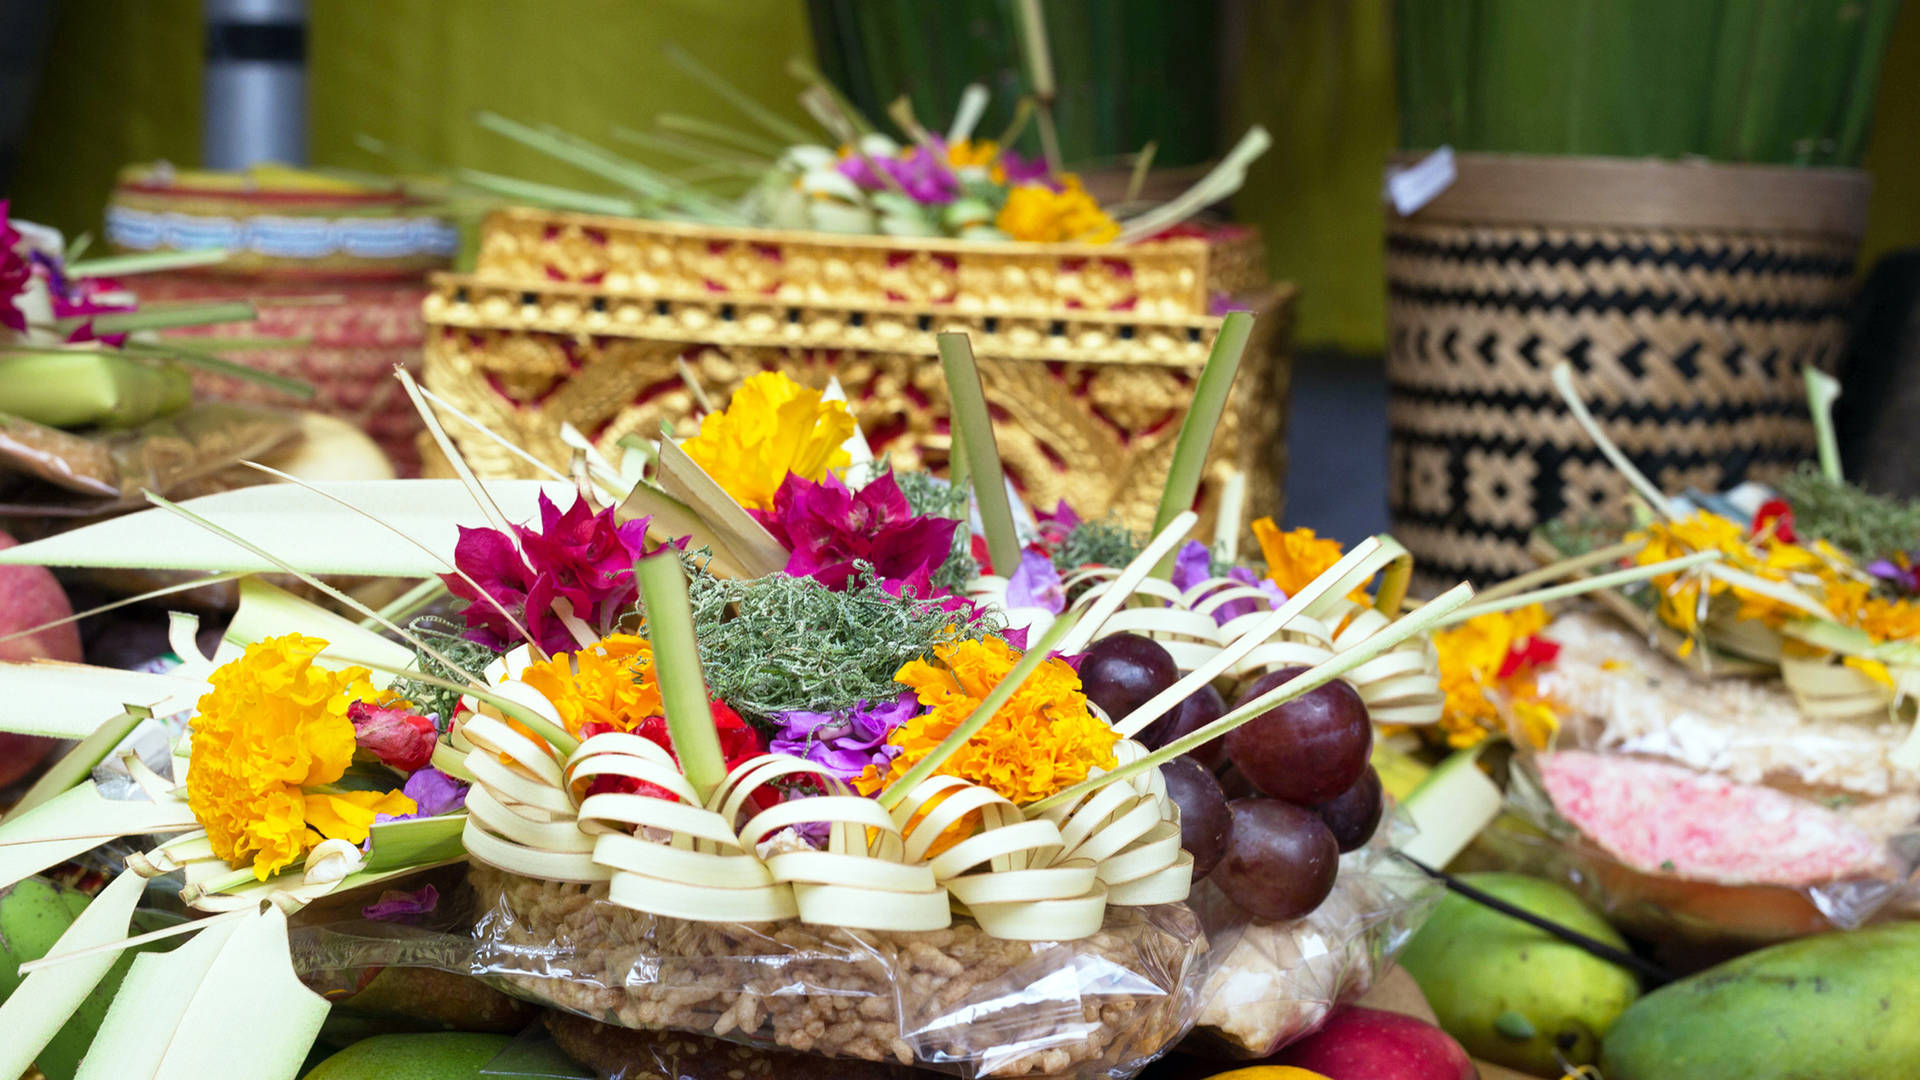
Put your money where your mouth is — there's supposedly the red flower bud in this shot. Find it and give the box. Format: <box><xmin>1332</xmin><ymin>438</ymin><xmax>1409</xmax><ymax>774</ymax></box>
<box><xmin>1752</xmin><ymin>499</ymin><xmax>1798</xmax><ymax>544</ymax></box>
<box><xmin>348</xmin><ymin>701</ymin><xmax>439</xmax><ymax>773</ymax></box>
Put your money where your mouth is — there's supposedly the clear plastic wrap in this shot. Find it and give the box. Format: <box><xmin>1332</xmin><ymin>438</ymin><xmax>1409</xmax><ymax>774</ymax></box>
<box><xmin>1184</xmin><ymin>833</ymin><xmax>1442</xmax><ymax>1058</ymax></box>
<box><xmin>285</xmin><ymin>841</ymin><xmax>1439</xmax><ymax>1077</ymax></box>
<box><xmin>465</xmin><ymin>865</ymin><xmax>1206</xmax><ymax>1079</ymax></box>
<box><xmin>1463</xmin><ymin>751</ymin><xmax>1920</xmax><ymax>945</ymax></box>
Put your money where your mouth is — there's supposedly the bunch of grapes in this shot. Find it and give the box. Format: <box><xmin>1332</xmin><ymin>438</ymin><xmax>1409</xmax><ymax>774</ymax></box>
<box><xmin>1079</xmin><ymin>633</ymin><xmax>1383</xmax><ymax>922</ymax></box>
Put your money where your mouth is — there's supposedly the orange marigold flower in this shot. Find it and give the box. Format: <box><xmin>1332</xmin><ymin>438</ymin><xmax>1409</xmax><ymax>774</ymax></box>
<box><xmin>995</xmin><ymin>175</ymin><xmax>1119</xmax><ymax>244</ymax></box>
<box><xmin>857</xmin><ymin>636</ymin><xmax>1117</xmax><ymax>803</ymax></box>
<box><xmin>188</xmin><ymin>634</ymin><xmax>414</xmax><ymax>880</ymax></box>
<box><xmin>1250</xmin><ymin>518</ymin><xmax>1348</xmax><ymax>598</ymax></box>
<box><xmin>518</xmin><ymin>633</ymin><xmax>664</xmax><ymax>738</ymax></box>
<box><xmin>1430</xmin><ymin>604</ymin><xmax>1560</xmax><ymax>749</ymax></box>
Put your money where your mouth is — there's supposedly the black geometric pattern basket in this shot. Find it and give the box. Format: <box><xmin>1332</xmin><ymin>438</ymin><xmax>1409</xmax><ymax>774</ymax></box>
<box><xmin>1384</xmin><ymin>154</ymin><xmax>1870</xmax><ymax>593</ymax></box>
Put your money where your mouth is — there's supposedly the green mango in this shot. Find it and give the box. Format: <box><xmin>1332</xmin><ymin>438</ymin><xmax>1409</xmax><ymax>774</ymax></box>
<box><xmin>0</xmin><ymin>877</ymin><xmax>182</xmax><ymax>1080</ymax></box>
<box><xmin>303</xmin><ymin>1033</ymin><xmax>563</xmax><ymax>1080</ymax></box>
<box><xmin>1399</xmin><ymin>872</ymin><xmax>1639</xmax><ymax>1074</ymax></box>
<box><xmin>1601</xmin><ymin>922</ymin><xmax>1920</xmax><ymax>1080</ymax></box>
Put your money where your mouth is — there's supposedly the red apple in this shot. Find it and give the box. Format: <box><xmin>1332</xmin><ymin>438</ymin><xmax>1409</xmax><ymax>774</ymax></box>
<box><xmin>1275</xmin><ymin>1006</ymin><xmax>1477</xmax><ymax>1080</ymax></box>
<box><xmin>0</xmin><ymin>529</ymin><xmax>83</xmax><ymax>788</ymax></box>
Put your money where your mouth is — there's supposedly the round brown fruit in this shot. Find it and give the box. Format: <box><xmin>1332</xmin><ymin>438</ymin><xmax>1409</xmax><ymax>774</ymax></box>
<box><xmin>1214</xmin><ymin>798</ymin><xmax>1340</xmax><ymax>921</ymax></box>
<box><xmin>1311</xmin><ymin>765</ymin><xmax>1384</xmax><ymax>852</ymax></box>
<box><xmin>1160</xmin><ymin>757</ymin><xmax>1231</xmax><ymax>879</ymax></box>
<box><xmin>1224</xmin><ymin>667</ymin><xmax>1371</xmax><ymax>804</ymax></box>
<box><xmin>1078</xmin><ymin>632</ymin><xmax>1179</xmax><ymax>725</ymax></box>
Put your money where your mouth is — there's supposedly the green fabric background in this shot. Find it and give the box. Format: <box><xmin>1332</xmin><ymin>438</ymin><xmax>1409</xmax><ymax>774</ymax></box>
<box><xmin>13</xmin><ymin>0</ymin><xmax>1919</xmax><ymax>352</ymax></box>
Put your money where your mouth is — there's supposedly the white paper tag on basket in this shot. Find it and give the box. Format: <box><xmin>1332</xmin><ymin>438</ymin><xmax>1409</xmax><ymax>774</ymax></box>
<box><xmin>1384</xmin><ymin>146</ymin><xmax>1456</xmax><ymax>216</ymax></box>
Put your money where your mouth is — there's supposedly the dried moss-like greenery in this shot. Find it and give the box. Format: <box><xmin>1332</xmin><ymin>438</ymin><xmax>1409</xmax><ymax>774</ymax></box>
<box><xmin>1052</xmin><ymin>518</ymin><xmax>1143</xmax><ymax>571</ymax></box>
<box><xmin>391</xmin><ymin>616</ymin><xmax>503</xmax><ymax>726</ymax></box>
<box><xmin>669</xmin><ymin>566</ymin><xmax>1006</xmax><ymax>729</ymax></box>
<box><xmin>1779</xmin><ymin>464</ymin><xmax>1920</xmax><ymax>563</ymax></box>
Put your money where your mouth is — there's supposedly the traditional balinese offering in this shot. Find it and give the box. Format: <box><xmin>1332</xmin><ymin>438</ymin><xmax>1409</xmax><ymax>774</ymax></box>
<box><xmin>1448</xmin><ymin>364</ymin><xmax>1920</xmax><ymax>944</ymax></box>
<box><xmin>0</xmin><ymin>203</ymin><xmax>329</xmax><ymax>521</ymax></box>
<box><xmin>413</xmin><ymin>74</ymin><xmax>1289</xmax><ymax>532</ymax></box>
<box><xmin>0</xmin><ymin>319</ymin><xmax>1698</xmax><ymax>1078</ymax></box>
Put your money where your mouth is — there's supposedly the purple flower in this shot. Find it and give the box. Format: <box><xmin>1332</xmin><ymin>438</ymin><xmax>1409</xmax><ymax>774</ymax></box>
<box><xmin>1171</xmin><ymin>541</ymin><xmax>1214</xmax><ymax>593</ymax></box>
<box><xmin>837</xmin><ymin>146</ymin><xmax>960</xmax><ymax>204</ymax></box>
<box><xmin>443</xmin><ymin>491</ymin><xmax>667</xmax><ymax>654</ymax></box>
<box><xmin>754</xmin><ymin>471</ymin><xmax>959</xmax><ymax>595</ymax></box>
<box><xmin>1170</xmin><ymin>540</ymin><xmax>1284</xmax><ymax>625</ymax></box>
<box><xmin>771</xmin><ymin>693</ymin><xmax>918</xmax><ymax>783</ymax></box>
<box><xmin>998</xmin><ymin>149</ymin><xmax>1052</xmax><ymax>186</ymax></box>
<box><xmin>1868</xmin><ymin>557</ymin><xmax>1920</xmax><ymax>595</ymax></box>
<box><xmin>1005</xmin><ymin>547</ymin><xmax>1067</xmax><ymax>614</ymax></box>
<box><xmin>376</xmin><ymin>768</ymin><xmax>469</xmax><ymax>824</ymax></box>
<box><xmin>361</xmin><ymin>884</ymin><xmax>440</xmax><ymax>923</ymax></box>
<box><xmin>1035</xmin><ymin>500</ymin><xmax>1082</xmax><ymax>546</ymax></box>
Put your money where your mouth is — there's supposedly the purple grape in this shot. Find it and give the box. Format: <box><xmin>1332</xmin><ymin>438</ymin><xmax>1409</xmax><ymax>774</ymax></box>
<box><xmin>1224</xmin><ymin>667</ymin><xmax>1372</xmax><ymax>804</ymax></box>
<box><xmin>1213</xmin><ymin>798</ymin><xmax>1340</xmax><ymax>921</ymax></box>
<box><xmin>1138</xmin><ymin>684</ymin><xmax>1227</xmax><ymax>769</ymax></box>
<box><xmin>1311</xmin><ymin>765</ymin><xmax>1384</xmax><ymax>852</ymax></box>
<box><xmin>1160</xmin><ymin>757</ymin><xmax>1231</xmax><ymax>879</ymax></box>
<box><xmin>1079</xmin><ymin>632</ymin><xmax>1179</xmax><ymax>725</ymax></box>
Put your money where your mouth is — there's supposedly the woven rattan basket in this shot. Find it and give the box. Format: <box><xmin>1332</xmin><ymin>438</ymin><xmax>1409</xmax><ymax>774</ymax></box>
<box><xmin>422</xmin><ymin>209</ymin><xmax>1292</xmax><ymax>532</ymax></box>
<box><xmin>1385</xmin><ymin>153</ymin><xmax>1871</xmax><ymax>592</ymax></box>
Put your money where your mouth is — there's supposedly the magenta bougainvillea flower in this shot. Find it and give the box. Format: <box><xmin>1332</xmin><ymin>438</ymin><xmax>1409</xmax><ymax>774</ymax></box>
<box><xmin>1034</xmin><ymin>499</ymin><xmax>1082</xmax><ymax>548</ymax></box>
<box><xmin>838</xmin><ymin>146</ymin><xmax>960</xmax><ymax>204</ymax></box>
<box><xmin>0</xmin><ymin>202</ymin><xmax>31</xmax><ymax>334</ymax></box>
<box><xmin>443</xmin><ymin>491</ymin><xmax>668</xmax><ymax>654</ymax></box>
<box><xmin>754</xmin><ymin>471</ymin><xmax>959</xmax><ymax>594</ymax></box>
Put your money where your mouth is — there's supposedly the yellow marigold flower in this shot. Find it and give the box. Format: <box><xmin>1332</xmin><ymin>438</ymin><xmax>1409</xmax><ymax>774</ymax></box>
<box><xmin>518</xmin><ymin>633</ymin><xmax>663</xmax><ymax>737</ymax></box>
<box><xmin>188</xmin><ymin>634</ymin><xmax>412</xmax><ymax>880</ymax></box>
<box><xmin>1844</xmin><ymin>655</ymin><xmax>1897</xmax><ymax>690</ymax></box>
<box><xmin>947</xmin><ymin>138</ymin><xmax>999</xmax><ymax>170</ymax></box>
<box><xmin>858</xmin><ymin>636</ymin><xmax>1117</xmax><ymax>803</ymax></box>
<box><xmin>1430</xmin><ymin>604</ymin><xmax>1558</xmax><ymax>749</ymax></box>
<box><xmin>304</xmin><ymin>789</ymin><xmax>418</xmax><ymax>841</ymax></box>
<box><xmin>681</xmin><ymin>371</ymin><xmax>855</xmax><ymax>511</ymax></box>
<box><xmin>1250</xmin><ymin>518</ymin><xmax>1348</xmax><ymax>598</ymax></box>
<box><xmin>995</xmin><ymin>175</ymin><xmax>1120</xmax><ymax>244</ymax></box>
<box><xmin>1824</xmin><ymin>579</ymin><xmax>1920</xmax><ymax>643</ymax></box>
<box><xmin>1630</xmin><ymin>512</ymin><xmax>1802</xmax><ymax>634</ymax></box>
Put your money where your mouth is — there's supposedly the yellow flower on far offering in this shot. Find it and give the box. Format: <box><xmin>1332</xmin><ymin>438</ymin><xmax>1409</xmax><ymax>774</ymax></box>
<box><xmin>947</xmin><ymin>138</ymin><xmax>999</xmax><ymax>171</ymax></box>
<box><xmin>995</xmin><ymin>175</ymin><xmax>1120</xmax><ymax>244</ymax></box>
<box><xmin>858</xmin><ymin>636</ymin><xmax>1117</xmax><ymax>804</ymax></box>
<box><xmin>1250</xmin><ymin>518</ymin><xmax>1348</xmax><ymax>599</ymax></box>
<box><xmin>518</xmin><ymin>633</ymin><xmax>664</xmax><ymax>738</ymax></box>
<box><xmin>1430</xmin><ymin>604</ymin><xmax>1561</xmax><ymax>749</ymax></box>
<box><xmin>680</xmin><ymin>371</ymin><xmax>856</xmax><ymax>511</ymax></box>
<box><xmin>188</xmin><ymin>634</ymin><xmax>414</xmax><ymax>880</ymax></box>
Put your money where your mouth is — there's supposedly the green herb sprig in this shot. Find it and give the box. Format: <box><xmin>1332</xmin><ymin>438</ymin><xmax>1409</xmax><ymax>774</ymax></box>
<box><xmin>1779</xmin><ymin>463</ymin><xmax>1920</xmax><ymax>565</ymax></box>
<box><xmin>667</xmin><ymin>567</ymin><xmax>1005</xmax><ymax>729</ymax></box>
<box><xmin>389</xmin><ymin>616</ymin><xmax>503</xmax><ymax>726</ymax></box>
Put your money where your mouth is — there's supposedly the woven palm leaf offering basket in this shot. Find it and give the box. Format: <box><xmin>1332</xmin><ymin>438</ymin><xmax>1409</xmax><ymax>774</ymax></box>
<box><xmin>411</xmin><ymin>80</ymin><xmax>1289</xmax><ymax>531</ymax></box>
<box><xmin>1385</xmin><ymin>152</ymin><xmax>1871</xmax><ymax>595</ymax></box>
<box><xmin>1408</xmin><ymin>362</ymin><xmax>1920</xmax><ymax>946</ymax></box>
<box><xmin>0</xmin><ymin>314</ymin><xmax>1692</xmax><ymax>1077</ymax></box>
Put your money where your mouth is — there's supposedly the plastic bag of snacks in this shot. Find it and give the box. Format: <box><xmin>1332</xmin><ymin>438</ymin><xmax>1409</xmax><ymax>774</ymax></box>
<box><xmin>290</xmin><ymin>863</ymin><xmax>1207</xmax><ymax>1079</ymax></box>
<box><xmin>1184</xmin><ymin>825</ymin><xmax>1441</xmax><ymax>1058</ymax></box>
